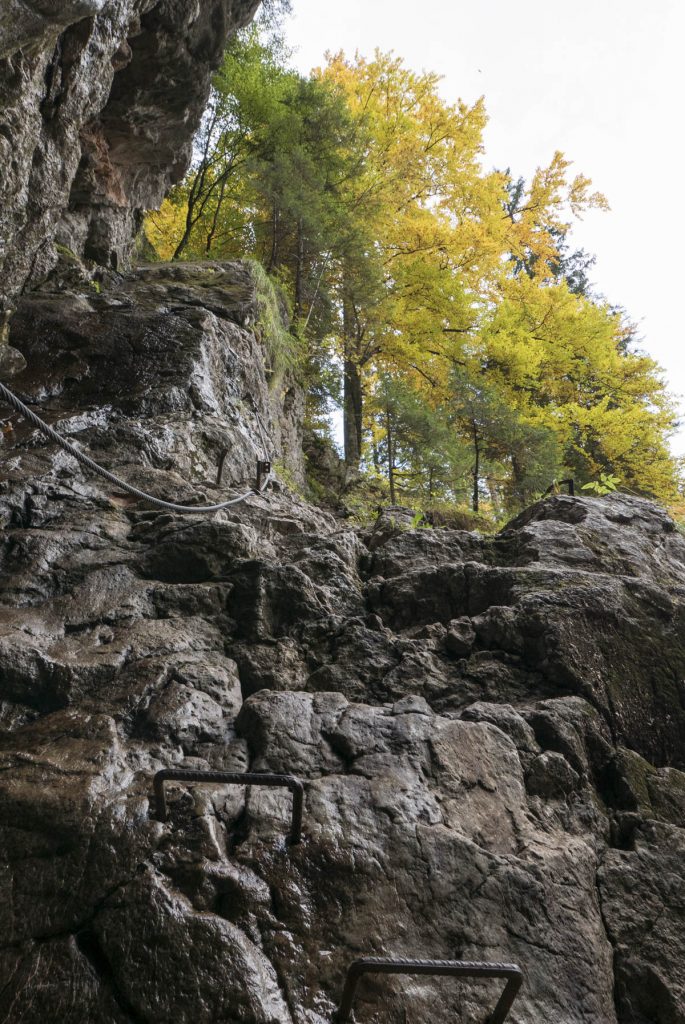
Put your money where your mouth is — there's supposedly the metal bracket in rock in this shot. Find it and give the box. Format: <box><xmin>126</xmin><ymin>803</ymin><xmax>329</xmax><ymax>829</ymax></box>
<box><xmin>335</xmin><ymin>957</ymin><xmax>523</xmax><ymax>1023</ymax></box>
<box><xmin>543</xmin><ymin>477</ymin><xmax>575</xmax><ymax>497</ymax></box>
<box><xmin>153</xmin><ymin>769</ymin><xmax>304</xmax><ymax>845</ymax></box>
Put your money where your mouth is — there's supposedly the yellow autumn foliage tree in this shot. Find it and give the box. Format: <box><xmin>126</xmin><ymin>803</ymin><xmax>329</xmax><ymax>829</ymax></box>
<box><xmin>144</xmin><ymin>30</ymin><xmax>680</xmax><ymax>513</ymax></box>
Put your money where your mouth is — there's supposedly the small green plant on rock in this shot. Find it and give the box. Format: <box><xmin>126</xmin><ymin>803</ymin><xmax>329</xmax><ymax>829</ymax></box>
<box><xmin>272</xmin><ymin>459</ymin><xmax>305</xmax><ymax>498</ymax></box>
<box><xmin>409</xmin><ymin>510</ymin><xmax>431</xmax><ymax>530</ymax></box>
<box><xmin>581</xmin><ymin>473</ymin><xmax>620</xmax><ymax>496</ymax></box>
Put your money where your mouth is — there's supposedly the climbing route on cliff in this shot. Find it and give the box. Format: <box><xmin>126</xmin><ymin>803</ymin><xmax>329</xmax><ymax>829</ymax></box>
<box><xmin>1</xmin><ymin>0</ymin><xmax>683</xmax><ymax>1019</ymax></box>
<box><xmin>0</xmin><ymin>380</ymin><xmax>272</xmax><ymax>513</ymax></box>
<box><xmin>0</xmin><ymin>261</ymin><xmax>682</xmax><ymax>1022</ymax></box>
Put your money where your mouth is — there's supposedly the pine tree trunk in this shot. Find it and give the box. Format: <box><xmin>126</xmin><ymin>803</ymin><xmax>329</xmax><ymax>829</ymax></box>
<box><xmin>268</xmin><ymin>201</ymin><xmax>279</xmax><ymax>272</ymax></box>
<box><xmin>472</xmin><ymin>421</ymin><xmax>480</xmax><ymax>513</ymax></box>
<box><xmin>510</xmin><ymin>454</ymin><xmax>526</xmax><ymax>504</ymax></box>
<box><xmin>294</xmin><ymin>219</ymin><xmax>304</xmax><ymax>320</ymax></box>
<box><xmin>342</xmin><ymin>286</ymin><xmax>363</xmax><ymax>470</ymax></box>
<box><xmin>173</xmin><ymin>111</ymin><xmax>216</xmax><ymax>261</ymax></box>
<box><xmin>172</xmin><ymin>215</ymin><xmax>195</xmax><ymax>261</ymax></box>
<box><xmin>385</xmin><ymin>403</ymin><xmax>396</xmax><ymax>503</ymax></box>
<box><xmin>205</xmin><ymin>177</ymin><xmax>227</xmax><ymax>255</ymax></box>
<box><xmin>343</xmin><ymin>356</ymin><xmax>363</xmax><ymax>469</ymax></box>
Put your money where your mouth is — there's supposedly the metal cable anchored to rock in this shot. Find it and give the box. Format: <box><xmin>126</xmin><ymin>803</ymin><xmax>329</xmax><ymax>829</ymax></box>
<box><xmin>0</xmin><ymin>380</ymin><xmax>272</xmax><ymax>513</ymax></box>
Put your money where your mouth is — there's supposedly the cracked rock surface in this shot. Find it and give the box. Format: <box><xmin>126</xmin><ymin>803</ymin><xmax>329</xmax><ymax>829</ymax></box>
<box><xmin>0</xmin><ymin>263</ymin><xmax>684</xmax><ymax>1022</ymax></box>
<box><xmin>0</xmin><ymin>0</ymin><xmax>259</xmax><ymax>316</ymax></box>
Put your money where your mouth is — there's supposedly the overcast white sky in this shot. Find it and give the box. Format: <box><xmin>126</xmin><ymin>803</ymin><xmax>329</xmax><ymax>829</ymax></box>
<box><xmin>284</xmin><ymin>0</ymin><xmax>685</xmax><ymax>452</ymax></box>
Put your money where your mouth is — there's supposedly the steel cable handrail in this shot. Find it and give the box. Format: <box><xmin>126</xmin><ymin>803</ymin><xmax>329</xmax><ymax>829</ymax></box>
<box><xmin>0</xmin><ymin>380</ymin><xmax>271</xmax><ymax>513</ymax></box>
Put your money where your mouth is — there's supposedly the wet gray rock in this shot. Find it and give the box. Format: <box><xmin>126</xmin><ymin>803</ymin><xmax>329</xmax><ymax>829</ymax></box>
<box><xmin>0</xmin><ymin>340</ymin><xmax>25</xmax><ymax>377</ymax></box>
<box><xmin>234</xmin><ymin>689</ymin><xmax>617</xmax><ymax>1023</ymax></box>
<box><xmin>5</xmin><ymin>260</ymin><xmax>305</xmax><ymax>494</ymax></box>
<box><xmin>444</xmin><ymin>616</ymin><xmax>477</xmax><ymax>657</ymax></box>
<box><xmin>0</xmin><ymin>263</ymin><xmax>684</xmax><ymax>1021</ymax></box>
<box><xmin>0</xmin><ymin>0</ymin><xmax>260</xmax><ymax>314</ymax></box>
<box><xmin>599</xmin><ymin>821</ymin><xmax>685</xmax><ymax>1024</ymax></box>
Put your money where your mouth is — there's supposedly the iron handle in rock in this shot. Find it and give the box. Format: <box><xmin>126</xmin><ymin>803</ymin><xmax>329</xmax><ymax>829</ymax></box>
<box><xmin>152</xmin><ymin>769</ymin><xmax>304</xmax><ymax>844</ymax></box>
<box><xmin>543</xmin><ymin>478</ymin><xmax>575</xmax><ymax>497</ymax></box>
<box><xmin>335</xmin><ymin>957</ymin><xmax>523</xmax><ymax>1023</ymax></box>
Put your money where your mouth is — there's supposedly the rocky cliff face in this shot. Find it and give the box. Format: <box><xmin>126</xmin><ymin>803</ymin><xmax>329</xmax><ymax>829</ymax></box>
<box><xmin>2</xmin><ymin>4</ymin><xmax>685</xmax><ymax>1021</ymax></box>
<box><xmin>0</xmin><ymin>0</ymin><xmax>259</xmax><ymax>321</ymax></box>
<box><xmin>0</xmin><ymin>262</ymin><xmax>683</xmax><ymax>1023</ymax></box>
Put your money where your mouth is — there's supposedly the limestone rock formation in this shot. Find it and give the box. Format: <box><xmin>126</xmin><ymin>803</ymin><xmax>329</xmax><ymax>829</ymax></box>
<box><xmin>2</xmin><ymin>4</ymin><xmax>685</xmax><ymax>1019</ymax></box>
<box><xmin>0</xmin><ymin>263</ymin><xmax>683</xmax><ymax>1022</ymax></box>
<box><xmin>0</xmin><ymin>0</ymin><xmax>259</xmax><ymax>316</ymax></box>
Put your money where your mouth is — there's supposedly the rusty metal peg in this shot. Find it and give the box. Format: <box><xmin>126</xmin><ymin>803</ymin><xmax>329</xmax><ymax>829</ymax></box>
<box><xmin>153</xmin><ymin>769</ymin><xmax>304</xmax><ymax>845</ymax></box>
<box><xmin>335</xmin><ymin>957</ymin><xmax>523</xmax><ymax>1024</ymax></box>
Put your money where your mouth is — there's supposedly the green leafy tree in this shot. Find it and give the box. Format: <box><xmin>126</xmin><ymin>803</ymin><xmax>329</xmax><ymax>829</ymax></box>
<box><xmin>145</xmin><ymin>32</ymin><xmax>680</xmax><ymax>515</ymax></box>
<box><xmin>370</xmin><ymin>374</ymin><xmax>470</xmax><ymax>505</ymax></box>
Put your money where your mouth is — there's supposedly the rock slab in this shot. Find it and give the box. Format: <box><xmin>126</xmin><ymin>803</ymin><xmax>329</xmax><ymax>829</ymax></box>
<box><xmin>0</xmin><ymin>264</ymin><xmax>683</xmax><ymax>1022</ymax></box>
